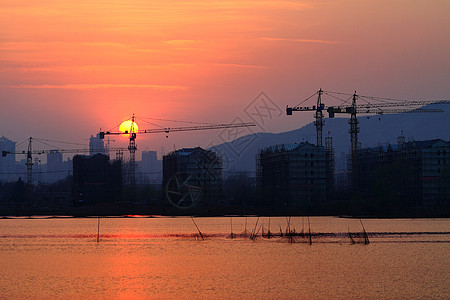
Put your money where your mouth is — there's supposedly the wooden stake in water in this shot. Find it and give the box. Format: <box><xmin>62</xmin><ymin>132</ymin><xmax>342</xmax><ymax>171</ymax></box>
<box><xmin>348</xmin><ymin>226</ymin><xmax>355</xmax><ymax>244</ymax></box>
<box><xmin>229</xmin><ymin>217</ymin><xmax>235</xmax><ymax>239</ymax></box>
<box><xmin>250</xmin><ymin>216</ymin><xmax>260</xmax><ymax>240</ymax></box>
<box><xmin>243</xmin><ymin>217</ymin><xmax>248</xmax><ymax>236</ymax></box>
<box><xmin>191</xmin><ymin>217</ymin><xmax>204</xmax><ymax>240</ymax></box>
<box><xmin>359</xmin><ymin>219</ymin><xmax>370</xmax><ymax>244</ymax></box>
<box><xmin>97</xmin><ymin>216</ymin><xmax>100</xmax><ymax>243</ymax></box>
<box><xmin>285</xmin><ymin>216</ymin><xmax>291</xmax><ymax>235</ymax></box>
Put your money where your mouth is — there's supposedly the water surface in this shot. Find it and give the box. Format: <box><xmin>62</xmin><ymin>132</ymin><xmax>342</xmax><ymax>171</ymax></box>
<box><xmin>0</xmin><ymin>216</ymin><xmax>448</xmax><ymax>298</ymax></box>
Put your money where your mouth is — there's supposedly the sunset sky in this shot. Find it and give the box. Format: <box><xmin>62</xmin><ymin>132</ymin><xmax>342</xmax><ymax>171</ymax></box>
<box><xmin>1</xmin><ymin>0</ymin><xmax>449</xmax><ymax>158</ymax></box>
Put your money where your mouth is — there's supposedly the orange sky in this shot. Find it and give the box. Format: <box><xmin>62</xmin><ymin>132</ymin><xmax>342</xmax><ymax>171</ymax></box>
<box><xmin>1</xmin><ymin>0</ymin><xmax>449</xmax><ymax>157</ymax></box>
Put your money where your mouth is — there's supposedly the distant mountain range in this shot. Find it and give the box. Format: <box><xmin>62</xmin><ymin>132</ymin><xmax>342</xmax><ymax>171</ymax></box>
<box><xmin>210</xmin><ymin>103</ymin><xmax>450</xmax><ymax>173</ymax></box>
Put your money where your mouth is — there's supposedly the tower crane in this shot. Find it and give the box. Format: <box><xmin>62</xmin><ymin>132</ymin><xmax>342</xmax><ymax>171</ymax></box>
<box><xmin>2</xmin><ymin>137</ymin><xmax>127</xmax><ymax>185</ymax></box>
<box><xmin>286</xmin><ymin>89</ymin><xmax>448</xmax><ymax>191</ymax></box>
<box><xmin>99</xmin><ymin>114</ymin><xmax>256</xmax><ymax>189</ymax></box>
<box><xmin>327</xmin><ymin>92</ymin><xmax>448</xmax><ymax>191</ymax></box>
<box><xmin>286</xmin><ymin>88</ymin><xmax>326</xmax><ymax>147</ymax></box>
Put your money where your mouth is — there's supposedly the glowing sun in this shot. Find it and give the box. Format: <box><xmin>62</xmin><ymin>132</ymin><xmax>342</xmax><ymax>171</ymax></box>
<box><xmin>119</xmin><ymin>120</ymin><xmax>139</xmax><ymax>134</ymax></box>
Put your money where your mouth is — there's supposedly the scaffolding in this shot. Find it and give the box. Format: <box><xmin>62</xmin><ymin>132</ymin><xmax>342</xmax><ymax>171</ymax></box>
<box><xmin>356</xmin><ymin>139</ymin><xmax>450</xmax><ymax>207</ymax></box>
<box><xmin>257</xmin><ymin>142</ymin><xmax>333</xmax><ymax>207</ymax></box>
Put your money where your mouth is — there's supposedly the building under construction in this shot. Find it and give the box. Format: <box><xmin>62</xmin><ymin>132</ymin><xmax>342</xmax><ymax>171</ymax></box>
<box><xmin>356</xmin><ymin>138</ymin><xmax>450</xmax><ymax>208</ymax></box>
<box><xmin>163</xmin><ymin>147</ymin><xmax>222</xmax><ymax>207</ymax></box>
<box><xmin>72</xmin><ymin>153</ymin><xmax>122</xmax><ymax>205</ymax></box>
<box><xmin>257</xmin><ymin>142</ymin><xmax>334</xmax><ymax>208</ymax></box>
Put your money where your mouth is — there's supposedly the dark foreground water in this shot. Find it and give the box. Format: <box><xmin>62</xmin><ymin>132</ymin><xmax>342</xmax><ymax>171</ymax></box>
<box><xmin>0</xmin><ymin>216</ymin><xmax>448</xmax><ymax>299</ymax></box>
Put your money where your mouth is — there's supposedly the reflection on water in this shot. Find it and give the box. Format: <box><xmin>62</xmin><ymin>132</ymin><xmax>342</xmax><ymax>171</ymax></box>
<box><xmin>0</xmin><ymin>217</ymin><xmax>448</xmax><ymax>298</ymax></box>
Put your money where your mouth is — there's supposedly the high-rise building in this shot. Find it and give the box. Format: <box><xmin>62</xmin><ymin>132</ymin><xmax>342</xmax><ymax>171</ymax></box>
<box><xmin>72</xmin><ymin>153</ymin><xmax>122</xmax><ymax>205</ymax></box>
<box><xmin>46</xmin><ymin>150</ymin><xmax>65</xmax><ymax>182</ymax></box>
<box><xmin>140</xmin><ymin>150</ymin><xmax>162</xmax><ymax>184</ymax></box>
<box><xmin>356</xmin><ymin>139</ymin><xmax>450</xmax><ymax>208</ymax></box>
<box><xmin>163</xmin><ymin>147</ymin><xmax>222</xmax><ymax>207</ymax></box>
<box><xmin>257</xmin><ymin>142</ymin><xmax>333</xmax><ymax>208</ymax></box>
<box><xmin>89</xmin><ymin>134</ymin><xmax>105</xmax><ymax>156</ymax></box>
<box><xmin>0</xmin><ymin>136</ymin><xmax>16</xmax><ymax>182</ymax></box>
<box><xmin>420</xmin><ymin>140</ymin><xmax>450</xmax><ymax>206</ymax></box>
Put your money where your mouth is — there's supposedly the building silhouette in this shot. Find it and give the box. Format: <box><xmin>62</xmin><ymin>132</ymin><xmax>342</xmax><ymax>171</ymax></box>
<box><xmin>0</xmin><ymin>136</ymin><xmax>16</xmax><ymax>182</ymax></box>
<box><xmin>163</xmin><ymin>147</ymin><xmax>222</xmax><ymax>207</ymax></box>
<box><xmin>72</xmin><ymin>153</ymin><xmax>122</xmax><ymax>205</ymax></box>
<box><xmin>89</xmin><ymin>134</ymin><xmax>105</xmax><ymax>156</ymax></box>
<box><xmin>257</xmin><ymin>142</ymin><xmax>333</xmax><ymax>208</ymax></box>
<box><xmin>139</xmin><ymin>150</ymin><xmax>162</xmax><ymax>184</ymax></box>
<box><xmin>45</xmin><ymin>150</ymin><xmax>66</xmax><ymax>183</ymax></box>
<box><xmin>356</xmin><ymin>139</ymin><xmax>450</xmax><ymax>209</ymax></box>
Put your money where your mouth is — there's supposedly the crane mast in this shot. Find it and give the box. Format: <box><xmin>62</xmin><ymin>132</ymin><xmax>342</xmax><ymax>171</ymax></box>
<box><xmin>26</xmin><ymin>137</ymin><xmax>33</xmax><ymax>184</ymax></box>
<box><xmin>128</xmin><ymin>114</ymin><xmax>137</xmax><ymax>189</ymax></box>
<box><xmin>286</xmin><ymin>89</ymin><xmax>325</xmax><ymax>147</ymax></box>
<box><xmin>315</xmin><ymin>89</ymin><xmax>324</xmax><ymax>147</ymax></box>
<box><xmin>348</xmin><ymin>92</ymin><xmax>359</xmax><ymax>192</ymax></box>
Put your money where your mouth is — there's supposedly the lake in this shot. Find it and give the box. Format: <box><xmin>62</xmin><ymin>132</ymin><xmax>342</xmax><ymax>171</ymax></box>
<box><xmin>0</xmin><ymin>216</ymin><xmax>448</xmax><ymax>299</ymax></box>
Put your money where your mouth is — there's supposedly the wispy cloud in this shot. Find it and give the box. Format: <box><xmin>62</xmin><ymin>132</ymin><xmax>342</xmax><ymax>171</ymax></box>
<box><xmin>3</xmin><ymin>84</ymin><xmax>190</xmax><ymax>91</ymax></box>
<box><xmin>260</xmin><ymin>37</ymin><xmax>342</xmax><ymax>44</ymax></box>
<box><xmin>214</xmin><ymin>63</ymin><xmax>268</xmax><ymax>69</ymax></box>
<box><xmin>164</xmin><ymin>39</ymin><xmax>202</xmax><ymax>45</ymax></box>
<box><xmin>0</xmin><ymin>64</ymin><xmax>163</xmax><ymax>72</ymax></box>
<box><xmin>0</xmin><ymin>41</ymin><xmax>131</xmax><ymax>51</ymax></box>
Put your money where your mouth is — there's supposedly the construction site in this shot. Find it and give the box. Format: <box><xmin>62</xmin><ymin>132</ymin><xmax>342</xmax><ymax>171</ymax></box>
<box><xmin>257</xmin><ymin>141</ymin><xmax>333</xmax><ymax>208</ymax></box>
<box><xmin>0</xmin><ymin>90</ymin><xmax>449</xmax><ymax>216</ymax></box>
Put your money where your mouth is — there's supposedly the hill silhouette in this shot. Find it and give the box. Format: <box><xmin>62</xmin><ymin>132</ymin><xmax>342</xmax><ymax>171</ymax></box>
<box><xmin>211</xmin><ymin>103</ymin><xmax>450</xmax><ymax>174</ymax></box>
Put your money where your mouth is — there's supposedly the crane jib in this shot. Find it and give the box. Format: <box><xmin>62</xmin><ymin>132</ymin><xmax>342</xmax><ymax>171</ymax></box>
<box><xmin>99</xmin><ymin>122</ymin><xmax>256</xmax><ymax>138</ymax></box>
